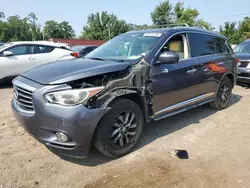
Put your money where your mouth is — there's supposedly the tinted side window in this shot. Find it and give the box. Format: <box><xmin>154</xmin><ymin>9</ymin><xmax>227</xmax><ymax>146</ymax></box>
<box><xmin>189</xmin><ymin>33</ymin><xmax>217</xmax><ymax>57</ymax></box>
<box><xmin>8</xmin><ymin>45</ymin><xmax>33</xmax><ymax>55</ymax></box>
<box><xmin>215</xmin><ymin>38</ymin><xmax>230</xmax><ymax>54</ymax></box>
<box><xmin>81</xmin><ymin>47</ymin><xmax>93</xmax><ymax>54</ymax></box>
<box><xmin>33</xmin><ymin>45</ymin><xmax>54</xmax><ymax>54</ymax></box>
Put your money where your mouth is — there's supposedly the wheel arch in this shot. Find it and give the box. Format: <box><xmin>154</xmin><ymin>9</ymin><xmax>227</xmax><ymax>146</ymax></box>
<box><xmin>222</xmin><ymin>73</ymin><xmax>236</xmax><ymax>88</ymax></box>
<box><xmin>102</xmin><ymin>91</ymin><xmax>147</xmax><ymax>123</ymax></box>
<box><xmin>91</xmin><ymin>92</ymin><xmax>147</xmax><ymax>149</ymax></box>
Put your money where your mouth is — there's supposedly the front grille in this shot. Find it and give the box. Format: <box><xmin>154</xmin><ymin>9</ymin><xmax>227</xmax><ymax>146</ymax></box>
<box><xmin>14</xmin><ymin>85</ymin><xmax>34</xmax><ymax>111</ymax></box>
<box><xmin>238</xmin><ymin>61</ymin><xmax>249</xmax><ymax>68</ymax></box>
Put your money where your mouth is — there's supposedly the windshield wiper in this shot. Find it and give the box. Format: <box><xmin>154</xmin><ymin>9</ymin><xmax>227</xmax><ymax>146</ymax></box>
<box><xmin>86</xmin><ymin>57</ymin><xmax>106</xmax><ymax>61</ymax></box>
<box><xmin>116</xmin><ymin>59</ymin><xmax>125</xmax><ymax>62</ymax></box>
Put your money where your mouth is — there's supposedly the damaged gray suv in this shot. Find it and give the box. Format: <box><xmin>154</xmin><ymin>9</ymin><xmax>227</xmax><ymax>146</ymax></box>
<box><xmin>12</xmin><ymin>26</ymin><xmax>237</xmax><ymax>158</ymax></box>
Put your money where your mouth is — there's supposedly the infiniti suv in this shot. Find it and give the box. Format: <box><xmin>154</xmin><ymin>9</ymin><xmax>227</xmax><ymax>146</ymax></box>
<box><xmin>12</xmin><ymin>27</ymin><xmax>237</xmax><ymax>158</ymax></box>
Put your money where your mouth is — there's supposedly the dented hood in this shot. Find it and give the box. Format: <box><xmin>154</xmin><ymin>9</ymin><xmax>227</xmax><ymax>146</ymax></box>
<box><xmin>22</xmin><ymin>58</ymin><xmax>132</xmax><ymax>85</ymax></box>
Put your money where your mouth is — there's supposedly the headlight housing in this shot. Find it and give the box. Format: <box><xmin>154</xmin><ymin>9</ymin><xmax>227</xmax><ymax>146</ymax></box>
<box><xmin>45</xmin><ymin>87</ymin><xmax>104</xmax><ymax>106</ymax></box>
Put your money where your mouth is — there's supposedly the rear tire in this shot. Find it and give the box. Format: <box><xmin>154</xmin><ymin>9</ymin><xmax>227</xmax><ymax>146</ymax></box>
<box><xmin>93</xmin><ymin>98</ymin><xmax>144</xmax><ymax>158</ymax></box>
<box><xmin>209</xmin><ymin>76</ymin><xmax>232</xmax><ymax>110</ymax></box>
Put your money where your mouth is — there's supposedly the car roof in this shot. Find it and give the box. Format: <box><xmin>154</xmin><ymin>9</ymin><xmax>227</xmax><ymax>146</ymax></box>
<box><xmin>8</xmin><ymin>41</ymin><xmax>69</xmax><ymax>47</ymax></box>
<box><xmin>126</xmin><ymin>27</ymin><xmax>226</xmax><ymax>39</ymax></box>
<box><xmin>241</xmin><ymin>39</ymin><xmax>250</xmax><ymax>43</ymax></box>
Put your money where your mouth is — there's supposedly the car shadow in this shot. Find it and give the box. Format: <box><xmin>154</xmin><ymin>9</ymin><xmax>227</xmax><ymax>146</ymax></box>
<box><xmin>237</xmin><ymin>82</ymin><xmax>250</xmax><ymax>89</ymax></box>
<box><xmin>0</xmin><ymin>77</ymin><xmax>14</xmax><ymax>89</ymax></box>
<box><xmin>56</xmin><ymin>93</ymin><xmax>242</xmax><ymax>166</ymax></box>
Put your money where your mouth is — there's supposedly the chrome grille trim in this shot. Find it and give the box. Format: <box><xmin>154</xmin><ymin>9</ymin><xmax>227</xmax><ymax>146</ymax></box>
<box><xmin>238</xmin><ymin>61</ymin><xmax>249</xmax><ymax>68</ymax></box>
<box><xmin>13</xmin><ymin>80</ymin><xmax>36</xmax><ymax>113</ymax></box>
<box><xmin>13</xmin><ymin>80</ymin><xmax>36</xmax><ymax>92</ymax></box>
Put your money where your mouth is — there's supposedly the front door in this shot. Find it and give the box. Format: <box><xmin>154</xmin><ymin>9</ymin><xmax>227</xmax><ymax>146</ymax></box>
<box><xmin>0</xmin><ymin>45</ymin><xmax>35</xmax><ymax>79</ymax></box>
<box><xmin>151</xmin><ymin>33</ymin><xmax>199</xmax><ymax>119</ymax></box>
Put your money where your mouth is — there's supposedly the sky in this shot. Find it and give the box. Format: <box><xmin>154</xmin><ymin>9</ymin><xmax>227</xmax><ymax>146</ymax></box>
<box><xmin>1</xmin><ymin>0</ymin><xmax>250</xmax><ymax>36</ymax></box>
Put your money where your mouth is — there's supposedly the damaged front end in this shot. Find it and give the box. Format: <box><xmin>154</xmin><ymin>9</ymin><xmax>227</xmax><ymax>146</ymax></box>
<box><xmin>68</xmin><ymin>59</ymin><xmax>153</xmax><ymax>122</ymax></box>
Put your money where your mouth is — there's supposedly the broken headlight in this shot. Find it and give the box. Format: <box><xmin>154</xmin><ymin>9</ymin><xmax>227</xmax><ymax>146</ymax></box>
<box><xmin>45</xmin><ymin>87</ymin><xmax>104</xmax><ymax>106</ymax></box>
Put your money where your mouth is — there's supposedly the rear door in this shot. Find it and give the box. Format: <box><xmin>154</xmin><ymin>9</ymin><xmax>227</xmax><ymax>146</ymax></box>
<box><xmin>188</xmin><ymin>33</ymin><xmax>234</xmax><ymax>97</ymax></box>
<box><xmin>151</xmin><ymin>33</ymin><xmax>200</xmax><ymax>118</ymax></box>
<box><xmin>0</xmin><ymin>44</ymin><xmax>35</xmax><ymax>79</ymax></box>
<box><xmin>32</xmin><ymin>45</ymin><xmax>56</xmax><ymax>66</ymax></box>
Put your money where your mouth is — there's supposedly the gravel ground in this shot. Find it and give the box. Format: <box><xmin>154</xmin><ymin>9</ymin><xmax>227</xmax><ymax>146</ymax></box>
<box><xmin>0</xmin><ymin>83</ymin><xmax>250</xmax><ymax>188</ymax></box>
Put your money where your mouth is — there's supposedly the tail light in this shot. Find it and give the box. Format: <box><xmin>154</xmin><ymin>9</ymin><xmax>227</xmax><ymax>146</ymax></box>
<box><xmin>70</xmin><ymin>52</ymin><xmax>80</xmax><ymax>58</ymax></box>
<box><xmin>235</xmin><ymin>58</ymin><xmax>240</xmax><ymax>63</ymax></box>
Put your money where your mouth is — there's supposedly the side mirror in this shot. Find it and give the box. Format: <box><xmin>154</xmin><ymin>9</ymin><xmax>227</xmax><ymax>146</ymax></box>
<box><xmin>156</xmin><ymin>51</ymin><xmax>179</xmax><ymax>64</ymax></box>
<box><xmin>3</xmin><ymin>51</ymin><xmax>13</xmax><ymax>56</ymax></box>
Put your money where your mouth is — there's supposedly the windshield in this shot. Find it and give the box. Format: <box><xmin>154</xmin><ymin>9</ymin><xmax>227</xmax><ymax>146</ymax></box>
<box><xmin>234</xmin><ymin>42</ymin><xmax>250</xmax><ymax>53</ymax></box>
<box><xmin>70</xmin><ymin>45</ymin><xmax>86</xmax><ymax>52</ymax></box>
<box><xmin>85</xmin><ymin>32</ymin><xmax>163</xmax><ymax>61</ymax></box>
<box><xmin>0</xmin><ymin>43</ymin><xmax>13</xmax><ymax>51</ymax></box>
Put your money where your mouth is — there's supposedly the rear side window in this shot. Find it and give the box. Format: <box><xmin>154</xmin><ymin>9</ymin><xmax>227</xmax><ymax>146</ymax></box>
<box><xmin>33</xmin><ymin>45</ymin><xmax>54</xmax><ymax>54</ymax></box>
<box><xmin>188</xmin><ymin>33</ymin><xmax>216</xmax><ymax>57</ymax></box>
<box><xmin>215</xmin><ymin>38</ymin><xmax>230</xmax><ymax>54</ymax></box>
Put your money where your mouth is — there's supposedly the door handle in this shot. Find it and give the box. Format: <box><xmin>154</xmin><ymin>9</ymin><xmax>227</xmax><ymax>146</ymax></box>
<box><xmin>28</xmin><ymin>57</ymin><xmax>35</xmax><ymax>60</ymax></box>
<box><xmin>187</xmin><ymin>68</ymin><xmax>197</xmax><ymax>74</ymax></box>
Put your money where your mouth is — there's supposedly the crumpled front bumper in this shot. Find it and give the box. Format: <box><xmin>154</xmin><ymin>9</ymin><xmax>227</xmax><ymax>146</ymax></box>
<box><xmin>11</xmin><ymin>76</ymin><xmax>109</xmax><ymax>158</ymax></box>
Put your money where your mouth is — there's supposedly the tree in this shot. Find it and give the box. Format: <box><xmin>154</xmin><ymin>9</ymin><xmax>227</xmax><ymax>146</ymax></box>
<box><xmin>43</xmin><ymin>20</ymin><xmax>75</xmax><ymax>39</ymax></box>
<box><xmin>174</xmin><ymin>2</ymin><xmax>199</xmax><ymax>26</ymax></box>
<box><xmin>43</xmin><ymin>20</ymin><xmax>60</xmax><ymax>39</ymax></box>
<box><xmin>238</xmin><ymin>17</ymin><xmax>250</xmax><ymax>40</ymax></box>
<box><xmin>151</xmin><ymin>0</ymin><xmax>173</xmax><ymax>25</ymax></box>
<box><xmin>151</xmin><ymin>1</ymin><xmax>213</xmax><ymax>30</ymax></box>
<box><xmin>219</xmin><ymin>21</ymin><xmax>240</xmax><ymax>44</ymax></box>
<box><xmin>27</xmin><ymin>12</ymin><xmax>42</xmax><ymax>40</ymax></box>
<box><xmin>81</xmin><ymin>11</ymin><xmax>132</xmax><ymax>40</ymax></box>
<box><xmin>0</xmin><ymin>12</ymin><xmax>4</xmax><ymax>20</ymax></box>
<box><xmin>0</xmin><ymin>12</ymin><xmax>5</xmax><ymax>41</ymax></box>
<box><xmin>58</xmin><ymin>21</ymin><xmax>75</xmax><ymax>38</ymax></box>
<box><xmin>1</xmin><ymin>15</ymin><xmax>32</xmax><ymax>41</ymax></box>
<box><xmin>220</xmin><ymin>17</ymin><xmax>250</xmax><ymax>44</ymax></box>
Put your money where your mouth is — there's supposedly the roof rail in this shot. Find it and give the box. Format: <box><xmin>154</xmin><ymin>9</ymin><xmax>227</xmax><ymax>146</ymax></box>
<box><xmin>194</xmin><ymin>26</ymin><xmax>207</xmax><ymax>30</ymax></box>
<box><xmin>143</xmin><ymin>23</ymin><xmax>189</xmax><ymax>30</ymax></box>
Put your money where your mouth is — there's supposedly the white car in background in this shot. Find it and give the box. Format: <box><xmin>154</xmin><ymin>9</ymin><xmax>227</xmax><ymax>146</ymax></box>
<box><xmin>0</xmin><ymin>41</ymin><xmax>79</xmax><ymax>82</ymax></box>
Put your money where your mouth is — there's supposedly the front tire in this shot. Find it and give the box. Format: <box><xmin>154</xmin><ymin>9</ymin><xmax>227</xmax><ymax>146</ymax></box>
<box><xmin>93</xmin><ymin>98</ymin><xmax>144</xmax><ymax>158</ymax></box>
<box><xmin>209</xmin><ymin>76</ymin><xmax>232</xmax><ymax>110</ymax></box>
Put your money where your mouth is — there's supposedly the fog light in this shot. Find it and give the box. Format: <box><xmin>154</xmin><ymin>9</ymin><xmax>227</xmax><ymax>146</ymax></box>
<box><xmin>55</xmin><ymin>132</ymin><xmax>68</xmax><ymax>142</ymax></box>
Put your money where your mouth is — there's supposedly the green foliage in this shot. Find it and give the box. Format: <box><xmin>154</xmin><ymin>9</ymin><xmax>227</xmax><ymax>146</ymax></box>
<box><xmin>238</xmin><ymin>17</ymin><xmax>250</xmax><ymax>40</ymax></box>
<box><xmin>151</xmin><ymin>1</ymin><xmax>213</xmax><ymax>30</ymax></box>
<box><xmin>219</xmin><ymin>22</ymin><xmax>240</xmax><ymax>44</ymax></box>
<box><xmin>151</xmin><ymin>0</ymin><xmax>173</xmax><ymax>25</ymax></box>
<box><xmin>0</xmin><ymin>12</ymin><xmax>75</xmax><ymax>42</ymax></box>
<box><xmin>43</xmin><ymin>20</ymin><xmax>75</xmax><ymax>39</ymax></box>
<box><xmin>1</xmin><ymin>3</ymin><xmax>250</xmax><ymax>44</ymax></box>
<box><xmin>80</xmin><ymin>11</ymin><xmax>132</xmax><ymax>40</ymax></box>
<box><xmin>0</xmin><ymin>15</ymin><xmax>32</xmax><ymax>41</ymax></box>
<box><xmin>0</xmin><ymin>13</ymin><xmax>41</xmax><ymax>42</ymax></box>
<box><xmin>220</xmin><ymin>17</ymin><xmax>250</xmax><ymax>44</ymax></box>
<box><xmin>27</xmin><ymin>13</ymin><xmax>42</xmax><ymax>40</ymax></box>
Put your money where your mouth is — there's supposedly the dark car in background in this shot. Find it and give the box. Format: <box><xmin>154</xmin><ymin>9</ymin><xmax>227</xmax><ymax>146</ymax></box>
<box><xmin>0</xmin><ymin>41</ymin><xmax>4</xmax><ymax>46</ymax></box>
<box><xmin>70</xmin><ymin>45</ymin><xmax>99</xmax><ymax>58</ymax></box>
<box><xmin>11</xmin><ymin>26</ymin><xmax>237</xmax><ymax>159</ymax></box>
<box><xmin>234</xmin><ymin>39</ymin><xmax>250</xmax><ymax>84</ymax></box>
